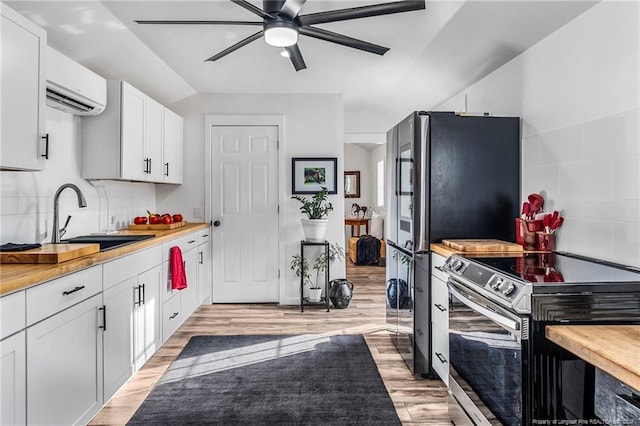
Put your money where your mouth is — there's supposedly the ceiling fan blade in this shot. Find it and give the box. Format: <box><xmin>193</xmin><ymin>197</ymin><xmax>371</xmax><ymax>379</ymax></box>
<box><xmin>279</xmin><ymin>0</ymin><xmax>307</xmax><ymax>19</ymax></box>
<box><xmin>298</xmin><ymin>0</ymin><xmax>425</xmax><ymax>26</ymax></box>
<box><xmin>135</xmin><ymin>20</ymin><xmax>262</xmax><ymax>26</ymax></box>
<box><xmin>299</xmin><ymin>26</ymin><xmax>389</xmax><ymax>55</ymax></box>
<box><xmin>285</xmin><ymin>44</ymin><xmax>307</xmax><ymax>71</ymax></box>
<box><xmin>205</xmin><ymin>30</ymin><xmax>264</xmax><ymax>62</ymax></box>
<box><xmin>231</xmin><ymin>0</ymin><xmax>274</xmax><ymax>20</ymax></box>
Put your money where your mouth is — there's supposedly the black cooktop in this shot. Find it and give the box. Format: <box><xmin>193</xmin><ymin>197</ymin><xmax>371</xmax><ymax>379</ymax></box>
<box><xmin>465</xmin><ymin>252</ymin><xmax>640</xmax><ymax>284</ymax></box>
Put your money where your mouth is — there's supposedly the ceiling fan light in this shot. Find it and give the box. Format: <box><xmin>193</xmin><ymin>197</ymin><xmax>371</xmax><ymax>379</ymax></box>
<box><xmin>264</xmin><ymin>22</ymin><xmax>298</xmax><ymax>47</ymax></box>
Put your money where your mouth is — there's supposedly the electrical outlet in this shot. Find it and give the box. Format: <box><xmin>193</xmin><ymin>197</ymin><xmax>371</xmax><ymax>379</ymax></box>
<box><xmin>194</xmin><ymin>207</ymin><xmax>203</xmax><ymax>218</ymax></box>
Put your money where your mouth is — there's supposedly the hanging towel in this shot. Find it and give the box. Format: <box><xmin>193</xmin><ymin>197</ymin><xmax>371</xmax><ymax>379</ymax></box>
<box><xmin>169</xmin><ymin>246</ymin><xmax>188</xmax><ymax>290</ymax></box>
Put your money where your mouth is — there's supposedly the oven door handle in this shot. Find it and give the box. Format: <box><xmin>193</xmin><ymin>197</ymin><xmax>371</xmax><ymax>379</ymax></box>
<box><xmin>448</xmin><ymin>280</ymin><xmax>521</xmax><ymax>335</ymax></box>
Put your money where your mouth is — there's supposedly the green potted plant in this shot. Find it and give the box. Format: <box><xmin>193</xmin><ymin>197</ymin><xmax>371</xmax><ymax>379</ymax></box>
<box><xmin>290</xmin><ymin>243</ymin><xmax>344</xmax><ymax>303</ymax></box>
<box><xmin>291</xmin><ymin>186</ymin><xmax>333</xmax><ymax>242</ymax></box>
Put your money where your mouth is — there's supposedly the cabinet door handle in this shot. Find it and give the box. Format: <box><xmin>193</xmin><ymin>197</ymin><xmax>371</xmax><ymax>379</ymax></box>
<box><xmin>99</xmin><ymin>305</ymin><xmax>107</xmax><ymax>331</ymax></box>
<box><xmin>63</xmin><ymin>285</ymin><xmax>85</xmax><ymax>296</ymax></box>
<box><xmin>164</xmin><ymin>162</ymin><xmax>169</xmax><ymax>176</ymax></box>
<box><xmin>41</xmin><ymin>134</ymin><xmax>50</xmax><ymax>159</ymax></box>
<box><xmin>199</xmin><ymin>251</ymin><xmax>203</xmax><ymax>264</ymax></box>
<box><xmin>134</xmin><ymin>285</ymin><xmax>142</xmax><ymax>306</ymax></box>
<box><xmin>169</xmin><ymin>312</ymin><xmax>179</xmax><ymax>319</ymax></box>
<box><xmin>435</xmin><ymin>352</ymin><xmax>448</xmax><ymax>364</ymax></box>
<box><xmin>141</xmin><ymin>283</ymin><xmax>146</xmax><ymax>305</ymax></box>
<box><xmin>148</xmin><ymin>158</ymin><xmax>152</xmax><ymax>174</ymax></box>
<box><xmin>416</xmin><ymin>328</ymin><xmax>423</xmax><ymax>336</ymax></box>
<box><xmin>435</xmin><ymin>303</ymin><xmax>447</xmax><ymax>312</ymax></box>
<box><xmin>416</xmin><ymin>286</ymin><xmax>424</xmax><ymax>293</ymax></box>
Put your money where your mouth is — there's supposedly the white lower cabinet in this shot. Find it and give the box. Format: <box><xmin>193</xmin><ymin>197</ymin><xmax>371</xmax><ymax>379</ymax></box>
<box><xmin>181</xmin><ymin>247</ymin><xmax>199</xmax><ymax>317</ymax></box>
<box><xmin>102</xmin><ymin>277</ymin><xmax>135</xmax><ymax>402</ymax></box>
<box><xmin>431</xmin><ymin>252</ymin><xmax>449</xmax><ymax>386</ymax></box>
<box><xmin>1</xmin><ymin>331</ymin><xmax>26</xmax><ymax>426</ymax></box>
<box><xmin>197</xmin><ymin>230</ymin><xmax>211</xmax><ymax>304</ymax></box>
<box><xmin>27</xmin><ymin>293</ymin><xmax>104</xmax><ymax>426</ymax></box>
<box><xmin>133</xmin><ymin>265</ymin><xmax>162</xmax><ymax>371</ymax></box>
<box><xmin>160</xmin><ymin>230</ymin><xmax>202</xmax><ymax>342</ymax></box>
<box><xmin>162</xmin><ymin>293</ymin><xmax>182</xmax><ymax>342</ymax></box>
<box><xmin>102</xmin><ymin>247</ymin><xmax>162</xmax><ymax>401</ymax></box>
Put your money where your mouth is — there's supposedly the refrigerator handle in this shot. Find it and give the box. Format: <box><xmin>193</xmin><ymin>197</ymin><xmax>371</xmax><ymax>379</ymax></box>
<box><xmin>416</xmin><ymin>116</ymin><xmax>429</xmax><ymax>252</ymax></box>
<box><xmin>395</xmin><ymin>158</ymin><xmax>399</xmax><ymax>196</ymax></box>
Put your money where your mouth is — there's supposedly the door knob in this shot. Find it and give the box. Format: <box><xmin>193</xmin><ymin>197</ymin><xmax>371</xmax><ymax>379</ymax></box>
<box><xmin>213</xmin><ymin>220</ymin><xmax>221</xmax><ymax>227</ymax></box>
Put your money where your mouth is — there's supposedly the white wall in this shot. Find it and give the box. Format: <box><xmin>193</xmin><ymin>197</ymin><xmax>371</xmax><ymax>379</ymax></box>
<box><xmin>157</xmin><ymin>93</ymin><xmax>345</xmax><ymax>305</ymax></box>
<box><xmin>0</xmin><ymin>108</ymin><xmax>155</xmax><ymax>244</ymax></box>
<box><xmin>439</xmin><ymin>1</ymin><xmax>640</xmax><ymax>267</ymax></box>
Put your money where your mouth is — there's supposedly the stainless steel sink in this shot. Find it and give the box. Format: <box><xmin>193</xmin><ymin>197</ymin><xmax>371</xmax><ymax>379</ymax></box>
<box><xmin>62</xmin><ymin>234</ymin><xmax>155</xmax><ymax>252</ymax></box>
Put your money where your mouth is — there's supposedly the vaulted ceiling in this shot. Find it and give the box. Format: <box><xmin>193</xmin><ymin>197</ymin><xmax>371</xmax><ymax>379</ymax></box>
<box><xmin>6</xmin><ymin>0</ymin><xmax>597</xmax><ymax>133</ymax></box>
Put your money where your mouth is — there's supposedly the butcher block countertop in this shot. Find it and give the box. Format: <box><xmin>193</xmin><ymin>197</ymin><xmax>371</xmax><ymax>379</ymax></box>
<box><xmin>430</xmin><ymin>242</ymin><xmax>546</xmax><ymax>258</ymax></box>
<box><xmin>0</xmin><ymin>222</ymin><xmax>209</xmax><ymax>296</ymax></box>
<box><xmin>546</xmin><ymin>325</ymin><xmax>640</xmax><ymax>391</ymax></box>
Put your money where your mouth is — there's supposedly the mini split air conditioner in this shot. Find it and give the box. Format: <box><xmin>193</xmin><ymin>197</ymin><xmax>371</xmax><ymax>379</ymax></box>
<box><xmin>46</xmin><ymin>47</ymin><xmax>106</xmax><ymax>116</ymax></box>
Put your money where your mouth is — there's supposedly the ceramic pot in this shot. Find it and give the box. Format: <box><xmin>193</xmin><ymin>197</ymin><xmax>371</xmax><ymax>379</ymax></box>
<box><xmin>301</xmin><ymin>219</ymin><xmax>328</xmax><ymax>242</ymax></box>
<box><xmin>307</xmin><ymin>287</ymin><xmax>323</xmax><ymax>302</ymax></box>
<box><xmin>329</xmin><ymin>279</ymin><xmax>353</xmax><ymax>309</ymax></box>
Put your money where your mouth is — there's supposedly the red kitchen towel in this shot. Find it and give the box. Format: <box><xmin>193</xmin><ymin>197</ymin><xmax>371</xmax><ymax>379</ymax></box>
<box><xmin>169</xmin><ymin>246</ymin><xmax>187</xmax><ymax>290</ymax></box>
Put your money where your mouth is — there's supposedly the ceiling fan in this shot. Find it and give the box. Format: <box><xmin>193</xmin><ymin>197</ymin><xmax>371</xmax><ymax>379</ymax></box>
<box><xmin>135</xmin><ymin>0</ymin><xmax>426</xmax><ymax>71</ymax></box>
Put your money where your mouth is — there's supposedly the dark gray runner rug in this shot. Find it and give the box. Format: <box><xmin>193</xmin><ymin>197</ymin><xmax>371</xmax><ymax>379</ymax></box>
<box><xmin>127</xmin><ymin>334</ymin><xmax>401</xmax><ymax>425</ymax></box>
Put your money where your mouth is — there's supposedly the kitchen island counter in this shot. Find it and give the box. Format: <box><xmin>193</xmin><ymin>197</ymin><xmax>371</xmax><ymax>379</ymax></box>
<box><xmin>0</xmin><ymin>222</ymin><xmax>209</xmax><ymax>296</ymax></box>
<box><xmin>546</xmin><ymin>325</ymin><xmax>640</xmax><ymax>391</ymax></box>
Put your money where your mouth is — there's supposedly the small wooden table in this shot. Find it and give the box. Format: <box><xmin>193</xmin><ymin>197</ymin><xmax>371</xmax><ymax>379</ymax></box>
<box><xmin>345</xmin><ymin>217</ymin><xmax>369</xmax><ymax>237</ymax></box>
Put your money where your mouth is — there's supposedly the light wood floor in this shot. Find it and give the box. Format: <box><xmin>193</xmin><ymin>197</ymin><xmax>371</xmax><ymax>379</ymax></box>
<box><xmin>89</xmin><ymin>260</ymin><xmax>451</xmax><ymax>425</ymax></box>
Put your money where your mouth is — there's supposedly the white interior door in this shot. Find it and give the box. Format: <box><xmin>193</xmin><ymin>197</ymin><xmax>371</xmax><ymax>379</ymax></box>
<box><xmin>211</xmin><ymin>125</ymin><xmax>279</xmax><ymax>302</ymax></box>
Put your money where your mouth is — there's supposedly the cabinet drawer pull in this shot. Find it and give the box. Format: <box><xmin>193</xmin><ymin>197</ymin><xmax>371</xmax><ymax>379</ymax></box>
<box><xmin>435</xmin><ymin>352</ymin><xmax>448</xmax><ymax>364</ymax></box>
<box><xmin>435</xmin><ymin>303</ymin><xmax>447</xmax><ymax>312</ymax></box>
<box><xmin>41</xmin><ymin>134</ymin><xmax>50</xmax><ymax>159</ymax></box>
<box><xmin>434</xmin><ymin>266</ymin><xmax>445</xmax><ymax>272</ymax></box>
<box><xmin>188</xmin><ymin>240</ymin><xmax>196</xmax><ymax>244</ymax></box>
<box><xmin>62</xmin><ymin>285</ymin><xmax>85</xmax><ymax>296</ymax></box>
<box><xmin>201</xmin><ymin>234</ymin><xmax>209</xmax><ymax>238</ymax></box>
<box><xmin>99</xmin><ymin>305</ymin><xmax>107</xmax><ymax>331</ymax></box>
<box><xmin>169</xmin><ymin>312</ymin><xmax>179</xmax><ymax>319</ymax></box>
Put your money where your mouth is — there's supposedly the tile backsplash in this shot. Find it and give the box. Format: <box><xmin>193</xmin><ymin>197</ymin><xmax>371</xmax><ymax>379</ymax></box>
<box><xmin>522</xmin><ymin>110</ymin><xmax>640</xmax><ymax>266</ymax></box>
<box><xmin>0</xmin><ymin>108</ymin><xmax>156</xmax><ymax>244</ymax></box>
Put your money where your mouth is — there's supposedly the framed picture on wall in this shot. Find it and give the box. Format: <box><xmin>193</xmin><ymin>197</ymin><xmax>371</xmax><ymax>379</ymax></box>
<box><xmin>292</xmin><ymin>157</ymin><xmax>338</xmax><ymax>194</ymax></box>
<box><xmin>344</xmin><ymin>171</ymin><xmax>360</xmax><ymax>198</ymax></box>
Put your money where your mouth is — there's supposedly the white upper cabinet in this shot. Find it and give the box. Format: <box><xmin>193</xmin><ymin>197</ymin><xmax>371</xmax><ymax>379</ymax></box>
<box><xmin>162</xmin><ymin>107</ymin><xmax>184</xmax><ymax>184</ymax></box>
<box><xmin>1</xmin><ymin>4</ymin><xmax>47</xmax><ymax>171</ymax></box>
<box><xmin>82</xmin><ymin>80</ymin><xmax>182</xmax><ymax>183</ymax></box>
<box><xmin>120</xmin><ymin>82</ymin><xmax>147</xmax><ymax>181</ymax></box>
<box><xmin>145</xmin><ymin>98</ymin><xmax>165</xmax><ymax>182</ymax></box>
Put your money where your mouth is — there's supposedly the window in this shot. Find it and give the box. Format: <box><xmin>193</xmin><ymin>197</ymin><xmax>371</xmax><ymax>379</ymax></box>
<box><xmin>376</xmin><ymin>160</ymin><xmax>384</xmax><ymax>207</ymax></box>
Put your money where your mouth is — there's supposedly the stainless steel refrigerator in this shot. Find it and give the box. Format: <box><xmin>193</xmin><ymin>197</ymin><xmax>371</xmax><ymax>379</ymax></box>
<box><xmin>385</xmin><ymin>111</ymin><xmax>520</xmax><ymax>376</ymax></box>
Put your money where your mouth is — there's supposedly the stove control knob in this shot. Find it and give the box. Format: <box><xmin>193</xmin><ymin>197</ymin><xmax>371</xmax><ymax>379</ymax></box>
<box><xmin>489</xmin><ymin>276</ymin><xmax>503</xmax><ymax>290</ymax></box>
<box><xmin>502</xmin><ymin>282</ymin><xmax>517</xmax><ymax>296</ymax></box>
<box><xmin>452</xmin><ymin>259</ymin><xmax>464</xmax><ymax>272</ymax></box>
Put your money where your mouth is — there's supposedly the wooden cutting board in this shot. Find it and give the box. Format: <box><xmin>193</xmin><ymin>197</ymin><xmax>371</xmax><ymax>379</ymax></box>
<box><xmin>441</xmin><ymin>239</ymin><xmax>523</xmax><ymax>252</ymax></box>
<box><xmin>0</xmin><ymin>243</ymin><xmax>100</xmax><ymax>264</ymax></box>
<box><xmin>127</xmin><ymin>221</ymin><xmax>187</xmax><ymax>230</ymax></box>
